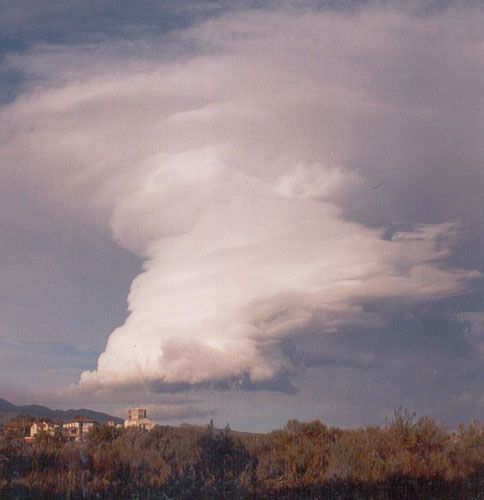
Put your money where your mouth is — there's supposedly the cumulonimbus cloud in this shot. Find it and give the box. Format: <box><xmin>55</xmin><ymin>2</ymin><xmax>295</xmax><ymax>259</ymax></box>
<box><xmin>1</xmin><ymin>4</ymin><xmax>481</xmax><ymax>393</ymax></box>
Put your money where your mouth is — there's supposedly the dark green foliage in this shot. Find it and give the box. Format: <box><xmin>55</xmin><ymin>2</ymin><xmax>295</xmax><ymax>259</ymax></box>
<box><xmin>199</xmin><ymin>421</ymin><xmax>253</xmax><ymax>482</ymax></box>
<box><xmin>0</xmin><ymin>412</ymin><xmax>484</xmax><ymax>498</ymax></box>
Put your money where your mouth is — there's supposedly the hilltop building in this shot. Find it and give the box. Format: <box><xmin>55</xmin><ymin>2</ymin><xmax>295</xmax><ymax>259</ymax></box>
<box><xmin>106</xmin><ymin>420</ymin><xmax>122</xmax><ymax>428</ymax></box>
<box><xmin>4</xmin><ymin>416</ymin><xmax>34</xmax><ymax>437</ymax></box>
<box><xmin>124</xmin><ymin>407</ymin><xmax>155</xmax><ymax>430</ymax></box>
<box><xmin>30</xmin><ymin>420</ymin><xmax>58</xmax><ymax>437</ymax></box>
<box><xmin>63</xmin><ymin>417</ymin><xmax>97</xmax><ymax>441</ymax></box>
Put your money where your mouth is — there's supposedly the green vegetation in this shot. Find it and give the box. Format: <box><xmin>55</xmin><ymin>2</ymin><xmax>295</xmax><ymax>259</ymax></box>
<box><xmin>1</xmin><ymin>410</ymin><xmax>484</xmax><ymax>498</ymax></box>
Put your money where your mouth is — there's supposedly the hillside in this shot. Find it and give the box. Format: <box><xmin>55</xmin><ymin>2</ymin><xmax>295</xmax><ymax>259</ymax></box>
<box><xmin>0</xmin><ymin>398</ymin><xmax>123</xmax><ymax>425</ymax></box>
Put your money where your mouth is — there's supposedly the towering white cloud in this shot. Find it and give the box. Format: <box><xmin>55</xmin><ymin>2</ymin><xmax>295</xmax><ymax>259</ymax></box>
<box><xmin>1</xmin><ymin>4</ymin><xmax>481</xmax><ymax>392</ymax></box>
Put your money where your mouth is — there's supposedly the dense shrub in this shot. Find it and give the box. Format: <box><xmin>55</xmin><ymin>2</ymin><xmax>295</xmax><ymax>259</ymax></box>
<box><xmin>0</xmin><ymin>412</ymin><xmax>483</xmax><ymax>498</ymax></box>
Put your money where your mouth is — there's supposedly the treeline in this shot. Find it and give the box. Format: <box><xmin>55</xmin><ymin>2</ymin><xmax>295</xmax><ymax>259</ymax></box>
<box><xmin>1</xmin><ymin>410</ymin><xmax>484</xmax><ymax>498</ymax></box>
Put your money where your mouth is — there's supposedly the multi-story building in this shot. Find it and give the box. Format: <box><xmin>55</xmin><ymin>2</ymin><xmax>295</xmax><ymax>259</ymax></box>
<box><xmin>124</xmin><ymin>407</ymin><xmax>155</xmax><ymax>430</ymax></box>
<box><xmin>4</xmin><ymin>416</ymin><xmax>34</xmax><ymax>437</ymax></box>
<box><xmin>129</xmin><ymin>408</ymin><xmax>147</xmax><ymax>421</ymax></box>
<box><xmin>63</xmin><ymin>417</ymin><xmax>97</xmax><ymax>441</ymax></box>
<box><xmin>30</xmin><ymin>420</ymin><xmax>58</xmax><ymax>437</ymax></box>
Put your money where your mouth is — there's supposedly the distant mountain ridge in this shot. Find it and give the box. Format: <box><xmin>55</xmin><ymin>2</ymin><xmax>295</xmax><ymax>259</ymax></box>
<box><xmin>0</xmin><ymin>397</ymin><xmax>123</xmax><ymax>425</ymax></box>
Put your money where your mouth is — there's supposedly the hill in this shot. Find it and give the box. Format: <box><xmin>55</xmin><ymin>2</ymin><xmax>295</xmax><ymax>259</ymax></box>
<box><xmin>0</xmin><ymin>397</ymin><xmax>123</xmax><ymax>425</ymax></box>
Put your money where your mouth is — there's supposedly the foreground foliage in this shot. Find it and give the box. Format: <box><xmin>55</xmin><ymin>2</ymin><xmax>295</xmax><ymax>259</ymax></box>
<box><xmin>1</xmin><ymin>411</ymin><xmax>484</xmax><ymax>498</ymax></box>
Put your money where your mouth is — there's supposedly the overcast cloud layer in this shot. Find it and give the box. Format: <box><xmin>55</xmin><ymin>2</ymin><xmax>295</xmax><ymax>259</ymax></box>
<box><xmin>1</xmin><ymin>1</ymin><xmax>484</xmax><ymax>429</ymax></box>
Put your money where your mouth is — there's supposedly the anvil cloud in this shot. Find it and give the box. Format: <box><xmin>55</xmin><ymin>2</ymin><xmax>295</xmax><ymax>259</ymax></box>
<box><xmin>1</xmin><ymin>4</ymin><xmax>482</xmax><ymax>394</ymax></box>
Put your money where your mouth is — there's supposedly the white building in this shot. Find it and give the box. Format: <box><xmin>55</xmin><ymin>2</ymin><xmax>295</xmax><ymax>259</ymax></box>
<box><xmin>63</xmin><ymin>417</ymin><xmax>97</xmax><ymax>441</ymax></box>
<box><xmin>30</xmin><ymin>421</ymin><xmax>58</xmax><ymax>437</ymax></box>
<box><xmin>124</xmin><ymin>407</ymin><xmax>155</xmax><ymax>430</ymax></box>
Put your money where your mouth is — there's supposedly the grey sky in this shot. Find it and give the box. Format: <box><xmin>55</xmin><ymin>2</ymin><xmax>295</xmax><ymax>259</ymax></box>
<box><xmin>0</xmin><ymin>0</ymin><xmax>483</xmax><ymax>432</ymax></box>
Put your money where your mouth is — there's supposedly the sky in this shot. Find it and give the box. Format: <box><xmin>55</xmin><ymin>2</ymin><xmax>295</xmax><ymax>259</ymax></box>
<box><xmin>1</xmin><ymin>0</ymin><xmax>484</xmax><ymax>432</ymax></box>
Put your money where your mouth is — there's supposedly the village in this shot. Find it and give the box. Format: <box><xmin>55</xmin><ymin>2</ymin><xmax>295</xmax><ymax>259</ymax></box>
<box><xmin>2</xmin><ymin>407</ymin><xmax>155</xmax><ymax>442</ymax></box>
